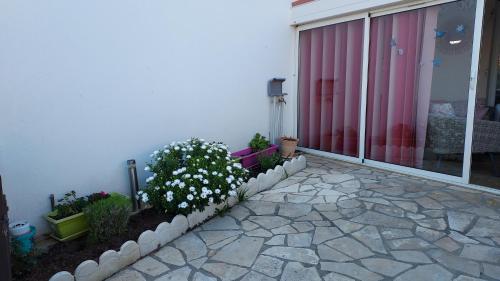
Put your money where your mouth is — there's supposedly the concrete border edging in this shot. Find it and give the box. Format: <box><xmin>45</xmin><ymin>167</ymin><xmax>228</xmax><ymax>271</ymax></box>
<box><xmin>49</xmin><ymin>156</ymin><xmax>307</xmax><ymax>281</ymax></box>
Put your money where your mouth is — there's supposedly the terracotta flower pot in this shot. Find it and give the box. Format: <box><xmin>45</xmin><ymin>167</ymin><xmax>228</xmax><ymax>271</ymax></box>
<box><xmin>280</xmin><ymin>137</ymin><xmax>299</xmax><ymax>158</ymax></box>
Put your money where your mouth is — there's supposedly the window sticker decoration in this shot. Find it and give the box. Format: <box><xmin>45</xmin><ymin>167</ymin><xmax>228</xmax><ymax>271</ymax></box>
<box><xmin>433</xmin><ymin>58</ymin><xmax>442</xmax><ymax>67</ymax></box>
<box><xmin>434</xmin><ymin>29</ymin><xmax>447</xmax><ymax>38</ymax></box>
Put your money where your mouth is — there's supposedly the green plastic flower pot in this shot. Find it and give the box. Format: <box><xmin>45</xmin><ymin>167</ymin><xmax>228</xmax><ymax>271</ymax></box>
<box><xmin>45</xmin><ymin>212</ymin><xmax>89</xmax><ymax>241</ymax></box>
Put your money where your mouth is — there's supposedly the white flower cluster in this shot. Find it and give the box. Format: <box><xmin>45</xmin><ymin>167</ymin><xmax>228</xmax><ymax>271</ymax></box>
<box><xmin>136</xmin><ymin>190</ymin><xmax>149</xmax><ymax>203</ymax></box>
<box><xmin>138</xmin><ymin>138</ymin><xmax>248</xmax><ymax>215</ymax></box>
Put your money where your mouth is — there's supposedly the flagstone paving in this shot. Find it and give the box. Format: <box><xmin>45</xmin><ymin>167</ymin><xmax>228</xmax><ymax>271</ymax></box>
<box><xmin>108</xmin><ymin>155</ymin><xmax>500</xmax><ymax>281</ymax></box>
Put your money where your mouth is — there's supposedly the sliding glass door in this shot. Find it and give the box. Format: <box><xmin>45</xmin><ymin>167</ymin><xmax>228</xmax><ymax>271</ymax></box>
<box><xmin>297</xmin><ymin>0</ymin><xmax>494</xmax><ymax>188</ymax></box>
<box><xmin>297</xmin><ymin>19</ymin><xmax>364</xmax><ymax>157</ymax></box>
<box><xmin>365</xmin><ymin>0</ymin><xmax>477</xmax><ymax>176</ymax></box>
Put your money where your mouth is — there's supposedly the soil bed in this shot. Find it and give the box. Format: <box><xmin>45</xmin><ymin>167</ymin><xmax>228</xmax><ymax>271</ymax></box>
<box><xmin>14</xmin><ymin>208</ymin><xmax>173</xmax><ymax>281</ymax></box>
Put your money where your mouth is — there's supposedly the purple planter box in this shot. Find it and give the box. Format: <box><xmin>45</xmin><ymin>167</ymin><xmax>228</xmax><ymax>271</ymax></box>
<box><xmin>231</xmin><ymin>144</ymin><xmax>279</xmax><ymax>169</ymax></box>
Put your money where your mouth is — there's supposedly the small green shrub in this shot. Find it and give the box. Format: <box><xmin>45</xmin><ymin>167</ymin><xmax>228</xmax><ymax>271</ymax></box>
<box><xmin>215</xmin><ymin>203</ymin><xmax>230</xmax><ymax>217</ymax></box>
<box><xmin>237</xmin><ymin>188</ymin><xmax>248</xmax><ymax>202</ymax></box>
<box><xmin>84</xmin><ymin>193</ymin><xmax>131</xmax><ymax>243</ymax></box>
<box><xmin>249</xmin><ymin>133</ymin><xmax>270</xmax><ymax>152</ymax></box>
<box><xmin>258</xmin><ymin>153</ymin><xmax>283</xmax><ymax>171</ymax></box>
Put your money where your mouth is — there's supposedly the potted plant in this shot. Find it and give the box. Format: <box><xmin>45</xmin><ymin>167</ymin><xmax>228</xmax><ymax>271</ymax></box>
<box><xmin>45</xmin><ymin>191</ymin><xmax>110</xmax><ymax>241</ymax></box>
<box><xmin>231</xmin><ymin>133</ymin><xmax>279</xmax><ymax>169</ymax></box>
<box><xmin>8</xmin><ymin>221</ymin><xmax>31</xmax><ymax>237</ymax></box>
<box><xmin>280</xmin><ymin>136</ymin><xmax>299</xmax><ymax>158</ymax></box>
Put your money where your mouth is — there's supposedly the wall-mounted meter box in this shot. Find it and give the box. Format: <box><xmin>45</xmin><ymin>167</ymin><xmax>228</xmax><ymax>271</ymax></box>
<box><xmin>268</xmin><ymin>78</ymin><xmax>286</xmax><ymax>97</ymax></box>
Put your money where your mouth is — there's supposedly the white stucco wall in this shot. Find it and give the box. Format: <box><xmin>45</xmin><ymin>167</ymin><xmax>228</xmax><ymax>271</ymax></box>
<box><xmin>0</xmin><ymin>0</ymin><xmax>294</xmax><ymax>234</ymax></box>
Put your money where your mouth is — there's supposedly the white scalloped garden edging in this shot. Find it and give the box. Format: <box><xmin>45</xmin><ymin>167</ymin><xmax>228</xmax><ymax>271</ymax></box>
<box><xmin>48</xmin><ymin>155</ymin><xmax>306</xmax><ymax>281</ymax></box>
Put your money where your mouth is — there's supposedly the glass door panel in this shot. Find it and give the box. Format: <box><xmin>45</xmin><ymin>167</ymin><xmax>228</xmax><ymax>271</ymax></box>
<box><xmin>365</xmin><ymin>0</ymin><xmax>477</xmax><ymax>176</ymax></box>
<box><xmin>470</xmin><ymin>0</ymin><xmax>500</xmax><ymax>189</ymax></box>
<box><xmin>297</xmin><ymin>19</ymin><xmax>364</xmax><ymax>157</ymax></box>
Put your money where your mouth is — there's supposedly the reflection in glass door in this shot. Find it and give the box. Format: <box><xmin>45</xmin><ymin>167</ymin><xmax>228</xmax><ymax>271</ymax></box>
<box><xmin>470</xmin><ymin>0</ymin><xmax>500</xmax><ymax>189</ymax></box>
<box><xmin>297</xmin><ymin>19</ymin><xmax>364</xmax><ymax>157</ymax></box>
<box><xmin>365</xmin><ymin>0</ymin><xmax>477</xmax><ymax>176</ymax></box>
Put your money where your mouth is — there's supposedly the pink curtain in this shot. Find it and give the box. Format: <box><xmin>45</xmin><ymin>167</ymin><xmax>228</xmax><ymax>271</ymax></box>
<box><xmin>365</xmin><ymin>7</ymin><xmax>438</xmax><ymax>167</ymax></box>
<box><xmin>298</xmin><ymin>19</ymin><xmax>364</xmax><ymax>157</ymax></box>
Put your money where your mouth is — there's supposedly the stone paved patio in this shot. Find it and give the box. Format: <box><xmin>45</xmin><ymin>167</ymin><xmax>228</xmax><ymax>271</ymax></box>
<box><xmin>108</xmin><ymin>155</ymin><xmax>500</xmax><ymax>281</ymax></box>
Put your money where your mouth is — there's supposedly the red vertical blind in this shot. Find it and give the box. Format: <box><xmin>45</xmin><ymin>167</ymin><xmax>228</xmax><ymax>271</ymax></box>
<box><xmin>298</xmin><ymin>19</ymin><xmax>364</xmax><ymax>157</ymax></box>
<box><xmin>365</xmin><ymin>7</ymin><xmax>438</xmax><ymax>167</ymax></box>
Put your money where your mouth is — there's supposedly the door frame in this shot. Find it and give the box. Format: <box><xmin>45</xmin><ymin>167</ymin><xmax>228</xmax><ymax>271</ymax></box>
<box><xmin>463</xmin><ymin>0</ymin><xmax>486</xmax><ymax>183</ymax></box>
<box><xmin>293</xmin><ymin>12</ymin><xmax>369</xmax><ymax>165</ymax></box>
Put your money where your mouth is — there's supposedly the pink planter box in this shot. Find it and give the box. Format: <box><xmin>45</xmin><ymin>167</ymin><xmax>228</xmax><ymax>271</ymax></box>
<box><xmin>231</xmin><ymin>144</ymin><xmax>279</xmax><ymax>169</ymax></box>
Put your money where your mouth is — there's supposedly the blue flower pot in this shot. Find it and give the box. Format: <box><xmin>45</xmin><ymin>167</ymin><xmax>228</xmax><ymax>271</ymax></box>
<box><xmin>13</xmin><ymin>226</ymin><xmax>36</xmax><ymax>254</ymax></box>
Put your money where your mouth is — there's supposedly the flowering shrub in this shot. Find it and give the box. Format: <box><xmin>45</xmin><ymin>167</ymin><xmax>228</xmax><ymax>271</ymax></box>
<box><xmin>138</xmin><ymin>138</ymin><xmax>249</xmax><ymax>215</ymax></box>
